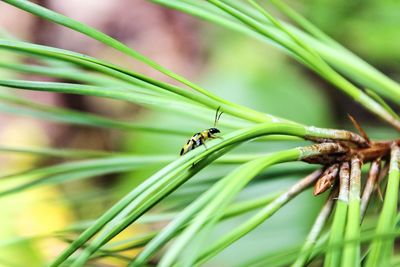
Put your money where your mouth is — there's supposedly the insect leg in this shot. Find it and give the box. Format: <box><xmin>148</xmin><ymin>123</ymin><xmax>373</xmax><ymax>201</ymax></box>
<box><xmin>209</xmin><ymin>133</ymin><xmax>223</xmax><ymax>140</ymax></box>
<box><xmin>199</xmin><ymin>136</ymin><xmax>208</xmax><ymax>150</ymax></box>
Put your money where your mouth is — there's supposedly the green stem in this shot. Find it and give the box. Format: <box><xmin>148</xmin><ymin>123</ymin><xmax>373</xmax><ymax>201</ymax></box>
<box><xmin>341</xmin><ymin>157</ymin><xmax>362</xmax><ymax>267</ymax></box>
<box><xmin>156</xmin><ymin>0</ymin><xmax>400</xmax><ymax>106</ymax></box>
<box><xmin>51</xmin><ymin>122</ymin><xmax>359</xmax><ymax>267</ymax></box>
<box><xmin>324</xmin><ymin>162</ymin><xmax>349</xmax><ymax>267</ymax></box>
<box><xmin>0</xmin><ymin>61</ymin><xmax>125</xmax><ymax>87</ymax></box>
<box><xmin>156</xmin><ymin>149</ymin><xmax>301</xmax><ymax>267</ymax></box>
<box><xmin>208</xmin><ymin>0</ymin><xmax>400</xmax><ymax>130</ymax></box>
<box><xmin>365</xmin><ymin>144</ymin><xmax>400</xmax><ymax>267</ymax></box>
<box><xmin>292</xmin><ymin>187</ymin><xmax>337</xmax><ymax>267</ymax></box>
<box><xmin>103</xmin><ymin>193</ymin><xmax>280</xmax><ymax>254</ymax></box>
<box><xmin>1</xmin><ymin>0</ymin><xmax>277</xmax><ymax>124</ymax></box>
<box><xmin>194</xmin><ymin>169</ymin><xmax>323</xmax><ymax>265</ymax></box>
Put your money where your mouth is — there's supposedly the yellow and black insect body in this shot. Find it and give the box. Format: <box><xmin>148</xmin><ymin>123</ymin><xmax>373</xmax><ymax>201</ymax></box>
<box><xmin>180</xmin><ymin>108</ymin><xmax>223</xmax><ymax>156</ymax></box>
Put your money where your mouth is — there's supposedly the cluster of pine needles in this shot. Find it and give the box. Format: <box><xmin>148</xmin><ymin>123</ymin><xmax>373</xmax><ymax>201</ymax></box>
<box><xmin>0</xmin><ymin>0</ymin><xmax>399</xmax><ymax>266</ymax></box>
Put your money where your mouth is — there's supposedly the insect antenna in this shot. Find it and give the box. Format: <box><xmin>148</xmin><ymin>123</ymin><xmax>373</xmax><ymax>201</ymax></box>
<box><xmin>214</xmin><ymin>106</ymin><xmax>223</xmax><ymax>127</ymax></box>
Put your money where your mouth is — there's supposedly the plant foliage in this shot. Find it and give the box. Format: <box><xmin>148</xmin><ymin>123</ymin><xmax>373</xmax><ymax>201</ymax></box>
<box><xmin>0</xmin><ymin>0</ymin><xmax>399</xmax><ymax>266</ymax></box>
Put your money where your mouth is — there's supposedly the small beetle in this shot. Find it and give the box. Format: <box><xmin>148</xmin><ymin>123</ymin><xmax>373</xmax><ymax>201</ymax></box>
<box><xmin>180</xmin><ymin>107</ymin><xmax>223</xmax><ymax>156</ymax></box>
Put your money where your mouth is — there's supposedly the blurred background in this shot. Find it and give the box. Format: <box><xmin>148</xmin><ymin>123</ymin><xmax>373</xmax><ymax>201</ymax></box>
<box><xmin>0</xmin><ymin>0</ymin><xmax>399</xmax><ymax>266</ymax></box>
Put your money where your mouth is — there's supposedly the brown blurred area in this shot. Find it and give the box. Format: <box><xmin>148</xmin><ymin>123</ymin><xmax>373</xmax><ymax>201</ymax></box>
<box><xmin>0</xmin><ymin>1</ymin><xmax>206</xmax><ymax>263</ymax></box>
<box><xmin>0</xmin><ymin>0</ymin><xmax>204</xmax><ymax>151</ymax></box>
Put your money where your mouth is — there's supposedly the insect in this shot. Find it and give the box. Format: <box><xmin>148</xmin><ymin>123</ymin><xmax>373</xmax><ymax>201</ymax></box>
<box><xmin>180</xmin><ymin>107</ymin><xmax>223</xmax><ymax>156</ymax></box>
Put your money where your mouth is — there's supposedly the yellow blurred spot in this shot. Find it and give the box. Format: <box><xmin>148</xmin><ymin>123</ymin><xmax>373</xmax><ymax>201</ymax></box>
<box><xmin>0</xmin><ymin>119</ymin><xmax>49</xmax><ymax>171</ymax></box>
<box><xmin>0</xmin><ymin>119</ymin><xmax>74</xmax><ymax>263</ymax></box>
